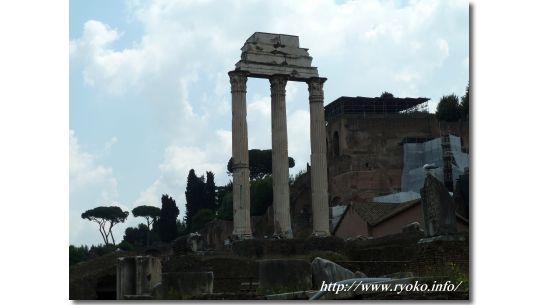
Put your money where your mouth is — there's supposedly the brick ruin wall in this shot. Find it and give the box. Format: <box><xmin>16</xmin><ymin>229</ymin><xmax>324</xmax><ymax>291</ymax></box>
<box><xmin>326</xmin><ymin>114</ymin><xmax>469</xmax><ymax>204</ymax></box>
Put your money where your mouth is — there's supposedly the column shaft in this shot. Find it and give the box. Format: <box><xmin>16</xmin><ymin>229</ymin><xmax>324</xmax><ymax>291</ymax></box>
<box><xmin>308</xmin><ymin>77</ymin><xmax>330</xmax><ymax>236</ymax></box>
<box><xmin>229</xmin><ymin>71</ymin><xmax>252</xmax><ymax>239</ymax></box>
<box><xmin>269</xmin><ymin>75</ymin><xmax>292</xmax><ymax>238</ymax></box>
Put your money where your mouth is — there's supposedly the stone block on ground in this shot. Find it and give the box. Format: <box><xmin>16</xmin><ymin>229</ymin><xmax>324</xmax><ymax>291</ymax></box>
<box><xmin>173</xmin><ymin>233</ymin><xmax>205</xmax><ymax>254</ymax></box>
<box><xmin>420</xmin><ymin>175</ymin><xmax>457</xmax><ymax>237</ymax></box>
<box><xmin>354</xmin><ymin>271</ymin><xmax>367</xmax><ymax>278</ymax></box>
<box><xmin>151</xmin><ymin>282</ymin><xmax>163</xmax><ymax>299</ymax></box>
<box><xmin>402</xmin><ymin>221</ymin><xmax>424</xmax><ymax>233</ymax></box>
<box><xmin>311</xmin><ymin>257</ymin><xmax>355</xmax><ymax>289</ymax></box>
<box><xmin>116</xmin><ymin>256</ymin><xmax>161</xmax><ymax>300</ymax></box>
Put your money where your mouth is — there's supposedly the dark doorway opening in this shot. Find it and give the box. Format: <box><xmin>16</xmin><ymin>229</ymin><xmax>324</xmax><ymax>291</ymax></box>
<box><xmin>333</xmin><ymin>131</ymin><xmax>340</xmax><ymax>157</ymax></box>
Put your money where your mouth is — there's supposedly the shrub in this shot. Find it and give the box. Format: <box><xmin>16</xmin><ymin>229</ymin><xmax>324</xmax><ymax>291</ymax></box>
<box><xmin>69</xmin><ymin>245</ymin><xmax>89</xmax><ymax>265</ymax></box>
<box><xmin>436</xmin><ymin>94</ymin><xmax>461</xmax><ymax>122</ymax></box>
<box><xmin>191</xmin><ymin>209</ymin><xmax>216</xmax><ymax>232</ymax></box>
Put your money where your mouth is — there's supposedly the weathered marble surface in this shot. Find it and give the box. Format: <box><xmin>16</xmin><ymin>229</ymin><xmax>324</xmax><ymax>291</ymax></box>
<box><xmin>420</xmin><ymin>174</ymin><xmax>457</xmax><ymax>237</ymax></box>
<box><xmin>270</xmin><ymin>75</ymin><xmax>292</xmax><ymax>238</ymax></box>
<box><xmin>117</xmin><ymin>256</ymin><xmax>162</xmax><ymax>300</ymax></box>
<box><xmin>229</xmin><ymin>71</ymin><xmax>252</xmax><ymax>239</ymax></box>
<box><xmin>311</xmin><ymin>257</ymin><xmax>355</xmax><ymax>289</ymax></box>
<box><xmin>235</xmin><ymin>32</ymin><xmax>319</xmax><ymax>81</ymax></box>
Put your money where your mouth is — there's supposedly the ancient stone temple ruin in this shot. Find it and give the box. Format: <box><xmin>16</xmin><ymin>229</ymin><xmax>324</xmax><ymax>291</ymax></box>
<box><xmin>70</xmin><ymin>31</ymin><xmax>470</xmax><ymax>301</ymax></box>
<box><xmin>229</xmin><ymin>32</ymin><xmax>330</xmax><ymax>238</ymax></box>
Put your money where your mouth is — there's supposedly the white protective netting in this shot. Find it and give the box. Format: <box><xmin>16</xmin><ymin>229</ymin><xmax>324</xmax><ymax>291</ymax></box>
<box><xmin>372</xmin><ymin>191</ymin><xmax>421</xmax><ymax>203</ymax></box>
<box><xmin>401</xmin><ymin>135</ymin><xmax>468</xmax><ymax>193</ymax></box>
<box><xmin>450</xmin><ymin>135</ymin><xmax>469</xmax><ymax>186</ymax></box>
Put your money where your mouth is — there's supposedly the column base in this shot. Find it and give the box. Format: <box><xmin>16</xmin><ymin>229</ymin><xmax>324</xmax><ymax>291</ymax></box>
<box><xmin>232</xmin><ymin>232</ymin><xmax>253</xmax><ymax>240</ymax></box>
<box><xmin>311</xmin><ymin>231</ymin><xmax>330</xmax><ymax>238</ymax></box>
<box><xmin>272</xmin><ymin>230</ymin><xmax>293</xmax><ymax>239</ymax></box>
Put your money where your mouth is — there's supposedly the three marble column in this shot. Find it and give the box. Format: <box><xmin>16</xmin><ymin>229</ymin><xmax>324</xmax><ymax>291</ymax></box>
<box><xmin>229</xmin><ymin>71</ymin><xmax>330</xmax><ymax>239</ymax></box>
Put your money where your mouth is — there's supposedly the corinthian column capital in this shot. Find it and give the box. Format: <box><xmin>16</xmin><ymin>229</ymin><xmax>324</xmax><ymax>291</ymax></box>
<box><xmin>307</xmin><ymin>77</ymin><xmax>327</xmax><ymax>102</ymax></box>
<box><xmin>229</xmin><ymin>70</ymin><xmax>249</xmax><ymax>93</ymax></box>
<box><xmin>270</xmin><ymin>74</ymin><xmax>288</xmax><ymax>95</ymax></box>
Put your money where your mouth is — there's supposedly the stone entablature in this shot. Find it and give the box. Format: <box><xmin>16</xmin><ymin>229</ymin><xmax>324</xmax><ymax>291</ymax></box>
<box><xmin>235</xmin><ymin>32</ymin><xmax>319</xmax><ymax>81</ymax></box>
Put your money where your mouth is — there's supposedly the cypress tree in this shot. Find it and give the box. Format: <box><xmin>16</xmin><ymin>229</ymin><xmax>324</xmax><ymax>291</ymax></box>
<box><xmin>185</xmin><ymin>169</ymin><xmax>206</xmax><ymax>230</ymax></box>
<box><xmin>157</xmin><ymin>194</ymin><xmax>179</xmax><ymax>242</ymax></box>
<box><xmin>205</xmin><ymin>171</ymin><xmax>216</xmax><ymax>211</ymax></box>
<box><xmin>185</xmin><ymin>169</ymin><xmax>197</xmax><ymax>230</ymax></box>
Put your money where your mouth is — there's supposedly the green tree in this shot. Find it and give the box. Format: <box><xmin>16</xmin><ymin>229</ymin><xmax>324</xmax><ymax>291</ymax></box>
<box><xmin>185</xmin><ymin>169</ymin><xmax>206</xmax><ymax>230</ymax></box>
<box><xmin>69</xmin><ymin>245</ymin><xmax>89</xmax><ymax>265</ymax></box>
<box><xmin>132</xmin><ymin>205</ymin><xmax>161</xmax><ymax>229</ymax></box>
<box><xmin>81</xmin><ymin>206</ymin><xmax>129</xmax><ymax>245</ymax></box>
<box><xmin>205</xmin><ymin>171</ymin><xmax>217</xmax><ymax>211</ymax></box>
<box><xmin>227</xmin><ymin>149</ymin><xmax>295</xmax><ymax>180</ymax></box>
<box><xmin>176</xmin><ymin>219</ymin><xmax>188</xmax><ymax>236</ymax></box>
<box><xmin>191</xmin><ymin>209</ymin><xmax>216</xmax><ymax>232</ymax></box>
<box><xmin>88</xmin><ymin>244</ymin><xmax>117</xmax><ymax>257</ymax></box>
<box><xmin>380</xmin><ymin>91</ymin><xmax>394</xmax><ymax>99</ymax></box>
<box><xmin>118</xmin><ymin>240</ymin><xmax>135</xmax><ymax>251</ymax></box>
<box><xmin>459</xmin><ymin>83</ymin><xmax>469</xmax><ymax>119</ymax></box>
<box><xmin>216</xmin><ymin>183</ymin><xmax>233</xmax><ymax>221</ymax></box>
<box><xmin>216</xmin><ymin>177</ymin><xmax>274</xmax><ymax>219</ymax></box>
<box><xmin>132</xmin><ymin>205</ymin><xmax>161</xmax><ymax>246</ymax></box>
<box><xmin>250</xmin><ymin>176</ymin><xmax>273</xmax><ymax>216</ymax></box>
<box><xmin>122</xmin><ymin>223</ymin><xmax>149</xmax><ymax>248</ymax></box>
<box><xmin>156</xmin><ymin>194</ymin><xmax>179</xmax><ymax>242</ymax></box>
<box><xmin>436</xmin><ymin>94</ymin><xmax>461</xmax><ymax>122</ymax></box>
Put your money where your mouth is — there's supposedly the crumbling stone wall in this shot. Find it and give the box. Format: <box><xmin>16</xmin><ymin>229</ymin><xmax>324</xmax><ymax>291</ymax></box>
<box><xmin>410</xmin><ymin>237</ymin><xmax>469</xmax><ymax>276</ymax></box>
<box><xmin>162</xmin><ymin>255</ymin><xmax>259</xmax><ymax>293</ymax></box>
<box><xmin>341</xmin><ymin>231</ymin><xmax>469</xmax><ymax>277</ymax></box>
<box><xmin>326</xmin><ymin>113</ymin><xmax>469</xmax><ymax>203</ymax></box>
<box><xmin>70</xmin><ymin>251</ymin><xmax>137</xmax><ymax>300</ymax></box>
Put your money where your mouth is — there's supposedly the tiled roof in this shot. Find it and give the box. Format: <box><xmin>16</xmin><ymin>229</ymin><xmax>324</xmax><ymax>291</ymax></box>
<box><xmin>351</xmin><ymin>199</ymin><xmax>421</xmax><ymax>226</ymax></box>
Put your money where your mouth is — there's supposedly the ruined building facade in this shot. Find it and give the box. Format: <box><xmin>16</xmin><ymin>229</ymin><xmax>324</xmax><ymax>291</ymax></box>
<box><xmin>325</xmin><ymin>95</ymin><xmax>470</xmax><ymax>205</ymax></box>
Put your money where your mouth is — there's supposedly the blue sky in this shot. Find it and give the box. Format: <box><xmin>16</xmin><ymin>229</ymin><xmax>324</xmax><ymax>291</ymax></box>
<box><xmin>69</xmin><ymin>0</ymin><xmax>469</xmax><ymax>246</ymax></box>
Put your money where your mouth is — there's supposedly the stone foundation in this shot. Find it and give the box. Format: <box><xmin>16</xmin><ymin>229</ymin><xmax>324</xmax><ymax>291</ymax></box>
<box><xmin>116</xmin><ymin>256</ymin><xmax>161</xmax><ymax>300</ymax></box>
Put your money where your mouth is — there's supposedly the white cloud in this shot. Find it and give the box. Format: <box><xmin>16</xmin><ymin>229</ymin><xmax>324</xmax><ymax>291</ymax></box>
<box><xmin>70</xmin><ymin>20</ymin><xmax>152</xmax><ymax>95</ymax></box>
<box><xmin>437</xmin><ymin>38</ymin><xmax>450</xmax><ymax>57</ymax></box>
<box><xmin>69</xmin><ymin>130</ymin><xmax>118</xmax><ymax>196</ymax></box>
<box><xmin>72</xmin><ymin>0</ymin><xmax>469</xmax><ymax>96</ymax></box>
<box><xmin>247</xmin><ymin>96</ymin><xmax>272</xmax><ymax>149</ymax></box>
<box><xmin>287</xmin><ymin>109</ymin><xmax>312</xmax><ymax>172</ymax></box>
<box><xmin>102</xmin><ymin>136</ymin><xmax>118</xmax><ymax>157</ymax></box>
<box><xmin>70</xmin><ymin>0</ymin><xmax>469</xmax><ymax>121</ymax></box>
<box><xmin>134</xmin><ymin>128</ymin><xmax>233</xmax><ymax>216</ymax></box>
<box><xmin>70</xmin><ymin>130</ymin><xmax>121</xmax><ymax>245</ymax></box>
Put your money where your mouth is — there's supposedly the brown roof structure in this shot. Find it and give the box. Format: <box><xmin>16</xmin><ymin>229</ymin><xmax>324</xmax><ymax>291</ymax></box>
<box><xmin>332</xmin><ymin>199</ymin><xmax>422</xmax><ymax>234</ymax></box>
<box><xmin>332</xmin><ymin>199</ymin><xmax>469</xmax><ymax>237</ymax></box>
<box><xmin>325</xmin><ymin>96</ymin><xmax>429</xmax><ymax>121</ymax></box>
<box><xmin>351</xmin><ymin>199</ymin><xmax>421</xmax><ymax>226</ymax></box>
